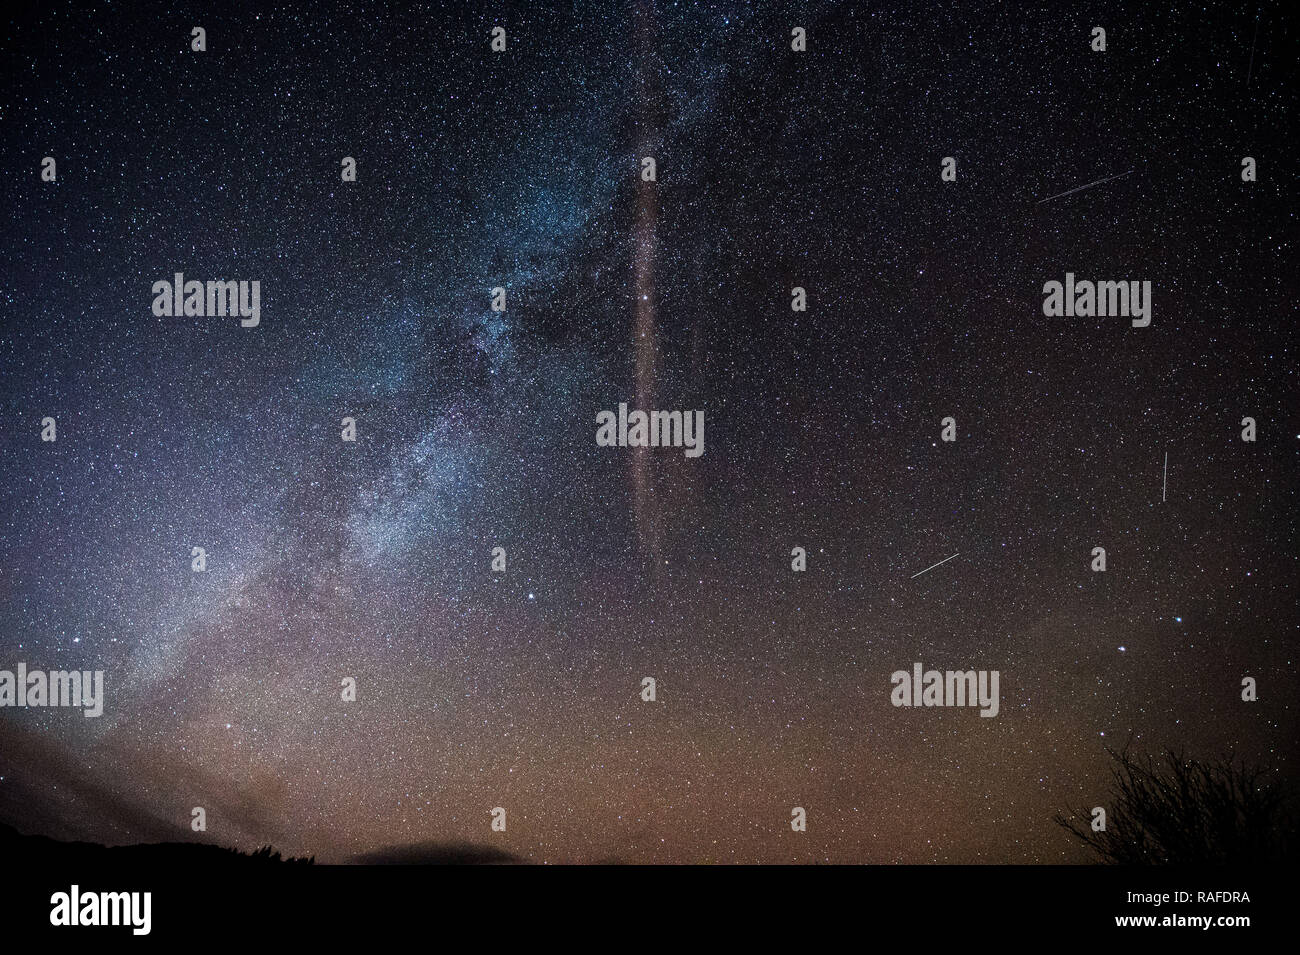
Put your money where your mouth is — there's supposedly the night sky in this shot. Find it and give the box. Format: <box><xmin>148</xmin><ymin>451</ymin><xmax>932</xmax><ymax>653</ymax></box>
<box><xmin>0</xmin><ymin>0</ymin><xmax>1295</xmax><ymax>864</ymax></box>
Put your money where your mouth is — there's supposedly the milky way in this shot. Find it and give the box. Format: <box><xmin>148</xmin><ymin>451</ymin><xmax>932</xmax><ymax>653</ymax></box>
<box><xmin>0</xmin><ymin>1</ymin><xmax>1295</xmax><ymax>863</ymax></box>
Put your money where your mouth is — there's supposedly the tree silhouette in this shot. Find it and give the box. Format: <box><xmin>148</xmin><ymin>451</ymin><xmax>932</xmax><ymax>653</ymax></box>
<box><xmin>1055</xmin><ymin>745</ymin><xmax>1297</xmax><ymax>864</ymax></box>
<box><xmin>0</xmin><ymin>823</ymin><xmax>314</xmax><ymax>865</ymax></box>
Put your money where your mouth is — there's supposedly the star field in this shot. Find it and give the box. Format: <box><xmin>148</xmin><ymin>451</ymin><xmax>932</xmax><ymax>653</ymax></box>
<box><xmin>0</xmin><ymin>0</ymin><xmax>1295</xmax><ymax>863</ymax></box>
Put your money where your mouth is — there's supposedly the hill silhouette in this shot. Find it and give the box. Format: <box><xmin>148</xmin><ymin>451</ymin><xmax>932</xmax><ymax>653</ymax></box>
<box><xmin>1</xmin><ymin>823</ymin><xmax>530</xmax><ymax>866</ymax></box>
<box><xmin>0</xmin><ymin>822</ymin><xmax>314</xmax><ymax>866</ymax></box>
<box><xmin>352</xmin><ymin>842</ymin><xmax>525</xmax><ymax>865</ymax></box>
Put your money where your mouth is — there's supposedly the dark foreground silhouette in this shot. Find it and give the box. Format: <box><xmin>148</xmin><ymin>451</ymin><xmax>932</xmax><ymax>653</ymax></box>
<box><xmin>1056</xmin><ymin>746</ymin><xmax>1298</xmax><ymax>865</ymax></box>
<box><xmin>1</xmin><ymin>822</ymin><xmax>528</xmax><ymax>866</ymax></box>
<box><xmin>352</xmin><ymin>843</ymin><xmax>524</xmax><ymax>864</ymax></box>
<box><xmin>0</xmin><ymin>821</ymin><xmax>314</xmax><ymax>865</ymax></box>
